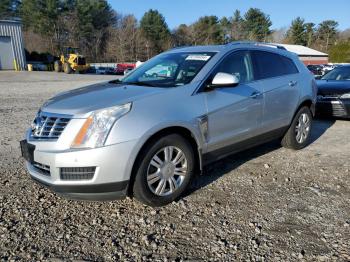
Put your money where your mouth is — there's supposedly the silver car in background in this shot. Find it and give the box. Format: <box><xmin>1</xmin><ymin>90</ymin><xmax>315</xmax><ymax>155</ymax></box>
<box><xmin>21</xmin><ymin>42</ymin><xmax>317</xmax><ymax>206</ymax></box>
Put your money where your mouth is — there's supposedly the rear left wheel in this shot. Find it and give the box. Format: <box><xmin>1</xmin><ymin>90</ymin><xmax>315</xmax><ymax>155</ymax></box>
<box><xmin>132</xmin><ymin>134</ymin><xmax>195</xmax><ymax>207</ymax></box>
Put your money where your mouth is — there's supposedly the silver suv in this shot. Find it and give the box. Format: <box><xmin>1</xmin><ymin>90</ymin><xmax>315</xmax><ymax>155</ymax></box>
<box><xmin>21</xmin><ymin>42</ymin><xmax>317</xmax><ymax>206</ymax></box>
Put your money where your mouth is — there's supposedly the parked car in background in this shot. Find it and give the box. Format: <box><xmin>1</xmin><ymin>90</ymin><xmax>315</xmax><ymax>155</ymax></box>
<box><xmin>316</xmin><ymin>65</ymin><xmax>350</xmax><ymax>118</ymax></box>
<box><xmin>124</xmin><ymin>68</ymin><xmax>134</xmax><ymax>75</ymax></box>
<box><xmin>20</xmin><ymin>42</ymin><xmax>316</xmax><ymax>207</ymax></box>
<box><xmin>144</xmin><ymin>63</ymin><xmax>177</xmax><ymax>78</ymax></box>
<box><xmin>136</xmin><ymin>61</ymin><xmax>144</xmax><ymax>68</ymax></box>
<box><xmin>307</xmin><ymin>65</ymin><xmax>323</xmax><ymax>77</ymax></box>
<box><xmin>321</xmin><ymin>64</ymin><xmax>336</xmax><ymax>75</ymax></box>
<box><xmin>96</xmin><ymin>66</ymin><xmax>108</xmax><ymax>75</ymax></box>
<box><xmin>105</xmin><ymin>67</ymin><xmax>115</xmax><ymax>75</ymax></box>
<box><xmin>115</xmin><ymin>63</ymin><xmax>136</xmax><ymax>75</ymax></box>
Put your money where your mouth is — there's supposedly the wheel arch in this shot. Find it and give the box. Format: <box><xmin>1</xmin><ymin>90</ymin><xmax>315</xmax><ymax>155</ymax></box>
<box><xmin>127</xmin><ymin>126</ymin><xmax>202</xmax><ymax>196</ymax></box>
<box><xmin>295</xmin><ymin>98</ymin><xmax>315</xmax><ymax>118</ymax></box>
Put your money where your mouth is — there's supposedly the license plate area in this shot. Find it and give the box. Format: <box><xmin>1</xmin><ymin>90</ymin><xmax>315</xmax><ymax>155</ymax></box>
<box><xmin>20</xmin><ymin>140</ymin><xmax>35</xmax><ymax>164</ymax></box>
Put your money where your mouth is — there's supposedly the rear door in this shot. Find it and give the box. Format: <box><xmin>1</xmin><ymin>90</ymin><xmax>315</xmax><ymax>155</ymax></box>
<box><xmin>251</xmin><ymin>51</ymin><xmax>300</xmax><ymax>132</ymax></box>
<box><xmin>205</xmin><ymin>50</ymin><xmax>264</xmax><ymax>152</ymax></box>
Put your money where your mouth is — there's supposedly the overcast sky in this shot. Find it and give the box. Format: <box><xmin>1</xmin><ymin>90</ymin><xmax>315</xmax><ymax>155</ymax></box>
<box><xmin>109</xmin><ymin>0</ymin><xmax>349</xmax><ymax>30</ymax></box>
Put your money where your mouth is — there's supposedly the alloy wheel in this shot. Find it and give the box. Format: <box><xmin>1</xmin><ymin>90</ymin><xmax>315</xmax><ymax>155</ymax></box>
<box><xmin>146</xmin><ymin>146</ymin><xmax>188</xmax><ymax>196</ymax></box>
<box><xmin>295</xmin><ymin>113</ymin><xmax>311</xmax><ymax>144</ymax></box>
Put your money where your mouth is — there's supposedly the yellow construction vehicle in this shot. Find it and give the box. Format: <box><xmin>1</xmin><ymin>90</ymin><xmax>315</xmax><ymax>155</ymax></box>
<box><xmin>54</xmin><ymin>47</ymin><xmax>89</xmax><ymax>74</ymax></box>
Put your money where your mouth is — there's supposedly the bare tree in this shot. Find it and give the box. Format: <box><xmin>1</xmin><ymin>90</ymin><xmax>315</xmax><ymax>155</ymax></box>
<box><xmin>271</xmin><ymin>27</ymin><xmax>288</xmax><ymax>43</ymax></box>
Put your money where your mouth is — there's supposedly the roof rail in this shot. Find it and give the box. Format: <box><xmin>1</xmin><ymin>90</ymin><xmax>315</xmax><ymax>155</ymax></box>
<box><xmin>228</xmin><ymin>41</ymin><xmax>286</xmax><ymax>50</ymax></box>
<box><xmin>170</xmin><ymin>45</ymin><xmax>190</xmax><ymax>50</ymax></box>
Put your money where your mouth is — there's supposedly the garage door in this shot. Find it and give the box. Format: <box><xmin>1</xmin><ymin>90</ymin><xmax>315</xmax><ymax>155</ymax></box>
<box><xmin>0</xmin><ymin>36</ymin><xmax>15</xmax><ymax>70</ymax></box>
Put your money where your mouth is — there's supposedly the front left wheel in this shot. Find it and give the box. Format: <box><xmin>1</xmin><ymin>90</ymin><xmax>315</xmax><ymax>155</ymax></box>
<box><xmin>63</xmin><ymin>63</ymin><xmax>73</xmax><ymax>74</ymax></box>
<box><xmin>132</xmin><ymin>134</ymin><xmax>195</xmax><ymax>207</ymax></box>
<box><xmin>54</xmin><ymin>60</ymin><xmax>62</xmax><ymax>72</ymax></box>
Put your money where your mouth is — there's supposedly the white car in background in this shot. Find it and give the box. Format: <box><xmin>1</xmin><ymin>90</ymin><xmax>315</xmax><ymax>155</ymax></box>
<box><xmin>322</xmin><ymin>64</ymin><xmax>335</xmax><ymax>75</ymax></box>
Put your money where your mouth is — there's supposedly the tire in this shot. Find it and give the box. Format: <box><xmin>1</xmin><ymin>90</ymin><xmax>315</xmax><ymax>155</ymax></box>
<box><xmin>132</xmin><ymin>134</ymin><xmax>195</xmax><ymax>207</ymax></box>
<box><xmin>281</xmin><ymin>106</ymin><xmax>313</xmax><ymax>150</ymax></box>
<box><xmin>54</xmin><ymin>61</ymin><xmax>62</xmax><ymax>72</ymax></box>
<box><xmin>63</xmin><ymin>63</ymin><xmax>73</xmax><ymax>74</ymax></box>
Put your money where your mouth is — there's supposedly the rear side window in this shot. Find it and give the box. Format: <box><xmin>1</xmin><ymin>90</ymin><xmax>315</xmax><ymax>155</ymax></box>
<box><xmin>280</xmin><ymin>55</ymin><xmax>299</xmax><ymax>74</ymax></box>
<box><xmin>252</xmin><ymin>51</ymin><xmax>299</xmax><ymax>80</ymax></box>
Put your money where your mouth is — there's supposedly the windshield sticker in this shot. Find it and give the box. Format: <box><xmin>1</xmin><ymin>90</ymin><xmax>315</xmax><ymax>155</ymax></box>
<box><xmin>185</xmin><ymin>55</ymin><xmax>211</xmax><ymax>61</ymax></box>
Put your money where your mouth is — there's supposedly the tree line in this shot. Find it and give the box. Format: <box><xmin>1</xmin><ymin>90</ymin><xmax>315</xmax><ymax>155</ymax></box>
<box><xmin>1</xmin><ymin>0</ymin><xmax>349</xmax><ymax>62</ymax></box>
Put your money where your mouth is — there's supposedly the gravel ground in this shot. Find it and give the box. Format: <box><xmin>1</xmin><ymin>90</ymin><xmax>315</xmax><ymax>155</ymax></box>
<box><xmin>0</xmin><ymin>71</ymin><xmax>349</xmax><ymax>261</ymax></box>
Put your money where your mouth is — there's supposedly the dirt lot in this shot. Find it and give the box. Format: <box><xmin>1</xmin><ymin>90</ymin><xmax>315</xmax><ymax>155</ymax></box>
<box><xmin>0</xmin><ymin>71</ymin><xmax>349</xmax><ymax>261</ymax></box>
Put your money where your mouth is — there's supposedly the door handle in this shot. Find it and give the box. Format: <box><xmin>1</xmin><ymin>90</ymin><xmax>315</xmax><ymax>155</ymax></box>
<box><xmin>289</xmin><ymin>80</ymin><xmax>297</xmax><ymax>87</ymax></box>
<box><xmin>250</xmin><ymin>91</ymin><xmax>262</xmax><ymax>99</ymax></box>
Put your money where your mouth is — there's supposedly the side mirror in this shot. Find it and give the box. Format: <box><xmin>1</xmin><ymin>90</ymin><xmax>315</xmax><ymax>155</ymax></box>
<box><xmin>209</xmin><ymin>72</ymin><xmax>240</xmax><ymax>89</ymax></box>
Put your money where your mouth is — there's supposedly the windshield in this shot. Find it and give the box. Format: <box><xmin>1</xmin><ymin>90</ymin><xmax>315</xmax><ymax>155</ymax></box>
<box><xmin>121</xmin><ymin>52</ymin><xmax>216</xmax><ymax>88</ymax></box>
<box><xmin>321</xmin><ymin>67</ymin><xmax>350</xmax><ymax>81</ymax></box>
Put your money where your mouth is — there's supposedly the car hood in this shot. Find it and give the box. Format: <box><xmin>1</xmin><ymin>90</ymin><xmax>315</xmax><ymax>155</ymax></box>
<box><xmin>41</xmin><ymin>82</ymin><xmax>165</xmax><ymax>116</ymax></box>
<box><xmin>316</xmin><ymin>80</ymin><xmax>350</xmax><ymax>95</ymax></box>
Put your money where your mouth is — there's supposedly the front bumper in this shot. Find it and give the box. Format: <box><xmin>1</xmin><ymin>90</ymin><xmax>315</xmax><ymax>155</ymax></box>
<box><xmin>316</xmin><ymin>98</ymin><xmax>350</xmax><ymax>118</ymax></box>
<box><xmin>30</xmin><ymin>174</ymin><xmax>128</xmax><ymax>200</ymax></box>
<box><xmin>22</xmin><ymin>139</ymin><xmax>139</xmax><ymax>201</ymax></box>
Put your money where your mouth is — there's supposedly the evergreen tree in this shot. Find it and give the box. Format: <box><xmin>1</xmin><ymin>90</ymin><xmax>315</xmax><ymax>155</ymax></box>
<box><xmin>305</xmin><ymin>22</ymin><xmax>315</xmax><ymax>47</ymax></box>
<box><xmin>74</xmin><ymin>0</ymin><xmax>116</xmax><ymax>59</ymax></box>
<box><xmin>316</xmin><ymin>20</ymin><xmax>338</xmax><ymax>51</ymax></box>
<box><xmin>243</xmin><ymin>8</ymin><xmax>272</xmax><ymax>41</ymax></box>
<box><xmin>287</xmin><ymin>17</ymin><xmax>307</xmax><ymax>45</ymax></box>
<box><xmin>192</xmin><ymin>16</ymin><xmax>224</xmax><ymax>45</ymax></box>
<box><xmin>140</xmin><ymin>9</ymin><xmax>171</xmax><ymax>57</ymax></box>
<box><xmin>173</xmin><ymin>24</ymin><xmax>193</xmax><ymax>46</ymax></box>
<box><xmin>0</xmin><ymin>0</ymin><xmax>20</xmax><ymax>19</ymax></box>
<box><xmin>329</xmin><ymin>41</ymin><xmax>350</xmax><ymax>62</ymax></box>
<box><xmin>231</xmin><ymin>9</ymin><xmax>245</xmax><ymax>40</ymax></box>
<box><xmin>20</xmin><ymin>0</ymin><xmax>64</xmax><ymax>52</ymax></box>
<box><xmin>20</xmin><ymin>0</ymin><xmax>115</xmax><ymax>60</ymax></box>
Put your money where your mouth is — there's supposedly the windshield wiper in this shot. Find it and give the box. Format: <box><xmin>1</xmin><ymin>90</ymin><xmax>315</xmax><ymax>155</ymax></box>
<box><xmin>109</xmin><ymin>79</ymin><xmax>122</xmax><ymax>84</ymax></box>
<box><xmin>123</xmin><ymin>81</ymin><xmax>157</xmax><ymax>87</ymax></box>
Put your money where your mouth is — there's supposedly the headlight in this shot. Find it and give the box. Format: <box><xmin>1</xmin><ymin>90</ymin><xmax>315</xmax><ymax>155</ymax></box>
<box><xmin>71</xmin><ymin>103</ymin><xmax>132</xmax><ymax>148</ymax></box>
<box><xmin>340</xmin><ymin>93</ymin><xmax>350</xmax><ymax>99</ymax></box>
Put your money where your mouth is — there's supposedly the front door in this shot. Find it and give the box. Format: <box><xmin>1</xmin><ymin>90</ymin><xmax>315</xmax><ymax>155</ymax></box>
<box><xmin>204</xmin><ymin>50</ymin><xmax>264</xmax><ymax>153</ymax></box>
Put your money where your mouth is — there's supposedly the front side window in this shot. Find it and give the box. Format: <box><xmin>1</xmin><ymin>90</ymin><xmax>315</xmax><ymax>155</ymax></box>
<box><xmin>253</xmin><ymin>51</ymin><xmax>298</xmax><ymax>80</ymax></box>
<box><xmin>122</xmin><ymin>52</ymin><xmax>216</xmax><ymax>88</ymax></box>
<box><xmin>215</xmin><ymin>51</ymin><xmax>254</xmax><ymax>83</ymax></box>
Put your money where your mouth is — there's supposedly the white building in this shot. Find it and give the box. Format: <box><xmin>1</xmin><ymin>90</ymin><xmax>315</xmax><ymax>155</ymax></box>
<box><xmin>277</xmin><ymin>44</ymin><xmax>328</xmax><ymax>65</ymax></box>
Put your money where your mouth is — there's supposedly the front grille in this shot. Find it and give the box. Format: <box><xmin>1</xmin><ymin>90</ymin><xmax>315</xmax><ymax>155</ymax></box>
<box><xmin>32</xmin><ymin>162</ymin><xmax>51</xmax><ymax>176</ymax></box>
<box><xmin>331</xmin><ymin>103</ymin><xmax>346</xmax><ymax>117</ymax></box>
<box><xmin>317</xmin><ymin>100</ymin><xmax>347</xmax><ymax>117</ymax></box>
<box><xmin>31</xmin><ymin>112</ymin><xmax>71</xmax><ymax>140</ymax></box>
<box><xmin>60</xmin><ymin>167</ymin><xmax>96</xmax><ymax>181</ymax></box>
